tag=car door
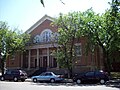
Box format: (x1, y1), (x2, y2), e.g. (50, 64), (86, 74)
(44, 72), (53, 81)
(85, 71), (95, 83)
(38, 72), (46, 81)
(94, 71), (104, 82)
(4, 70), (12, 80)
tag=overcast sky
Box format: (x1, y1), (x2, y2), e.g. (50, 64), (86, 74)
(0, 0), (111, 32)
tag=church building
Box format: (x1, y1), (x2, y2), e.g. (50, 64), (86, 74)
(6, 15), (104, 74)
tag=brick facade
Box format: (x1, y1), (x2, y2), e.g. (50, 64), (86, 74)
(6, 15), (104, 74)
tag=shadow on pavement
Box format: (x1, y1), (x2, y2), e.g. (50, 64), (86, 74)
(30, 79), (120, 89)
(105, 79), (120, 89)
(30, 82), (103, 87)
(106, 83), (120, 89)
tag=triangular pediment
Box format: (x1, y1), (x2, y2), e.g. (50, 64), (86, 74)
(26, 15), (54, 34)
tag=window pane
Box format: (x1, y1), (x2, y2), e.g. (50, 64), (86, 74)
(41, 30), (52, 42)
(86, 72), (94, 76)
(75, 44), (82, 56)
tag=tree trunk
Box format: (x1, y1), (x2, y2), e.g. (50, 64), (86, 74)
(1, 55), (6, 76)
(1, 58), (5, 76)
(103, 50), (111, 76)
(67, 67), (72, 78)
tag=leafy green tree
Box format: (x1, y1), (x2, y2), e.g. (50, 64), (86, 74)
(80, 0), (120, 75)
(0, 21), (30, 75)
(53, 0), (120, 77)
(52, 12), (83, 78)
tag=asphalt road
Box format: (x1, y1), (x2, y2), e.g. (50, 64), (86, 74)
(0, 81), (120, 90)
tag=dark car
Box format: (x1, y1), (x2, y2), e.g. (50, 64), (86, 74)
(0, 69), (27, 82)
(73, 70), (109, 84)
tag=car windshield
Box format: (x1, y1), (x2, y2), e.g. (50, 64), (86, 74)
(40, 72), (46, 76)
(85, 71), (94, 76)
(40, 72), (55, 76)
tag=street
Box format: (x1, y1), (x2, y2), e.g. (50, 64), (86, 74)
(0, 81), (119, 90)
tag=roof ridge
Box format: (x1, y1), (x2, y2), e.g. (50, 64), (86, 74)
(25, 15), (54, 34)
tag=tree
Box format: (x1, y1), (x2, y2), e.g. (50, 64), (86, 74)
(80, 0), (120, 75)
(0, 21), (30, 75)
(52, 12), (83, 78)
(40, 0), (65, 7)
(41, 0), (120, 76)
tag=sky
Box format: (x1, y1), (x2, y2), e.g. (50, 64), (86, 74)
(0, 0), (111, 32)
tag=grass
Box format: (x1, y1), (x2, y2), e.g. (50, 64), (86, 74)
(111, 72), (120, 79)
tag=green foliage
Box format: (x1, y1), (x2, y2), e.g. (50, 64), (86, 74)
(52, 12), (84, 77)
(40, 0), (65, 7)
(0, 22), (30, 55)
(79, 1), (120, 73)
(53, 0), (120, 75)
(111, 72), (120, 79)
(0, 21), (30, 75)
(40, 0), (45, 7)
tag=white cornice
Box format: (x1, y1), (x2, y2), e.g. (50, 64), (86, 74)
(26, 15), (54, 34)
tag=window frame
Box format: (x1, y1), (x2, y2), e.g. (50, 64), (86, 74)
(41, 29), (52, 43)
(74, 43), (82, 56)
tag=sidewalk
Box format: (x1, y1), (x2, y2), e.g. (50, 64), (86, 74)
(26, 78), (32, 82)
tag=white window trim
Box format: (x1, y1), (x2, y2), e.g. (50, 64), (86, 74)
(40, 29), (52, 35)
(40, 29), (52, 42)
(75, 43), (82, 56)
(10, 55), (15, 60)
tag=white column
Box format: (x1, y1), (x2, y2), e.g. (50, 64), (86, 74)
(37, 49), (39, 68)
(28, 50), (31, 69)
(47, 48), (49, 67)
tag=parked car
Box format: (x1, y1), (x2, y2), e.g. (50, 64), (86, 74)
(73, 70), (109, 84)
(31, 72), (64, 83)
(0, 69), (27, 82)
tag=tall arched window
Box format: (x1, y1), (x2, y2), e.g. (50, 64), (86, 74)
(33, 35), (41, 44)
(41, 29), (52, 43)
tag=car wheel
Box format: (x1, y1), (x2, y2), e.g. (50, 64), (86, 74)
(76, 79), (82, 84)
(100, 79), (105, 84)
(33, 78), (37, 83)
(21, 79), (25, 82)
(1, 77), (5, 81)
(13, 77), (18, 82)
(50, 78), (55, 83)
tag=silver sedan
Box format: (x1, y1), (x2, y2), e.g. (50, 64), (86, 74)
(31, 72), (64, 83)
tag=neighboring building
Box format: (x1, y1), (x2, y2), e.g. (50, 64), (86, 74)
(6, 15), (104, 74)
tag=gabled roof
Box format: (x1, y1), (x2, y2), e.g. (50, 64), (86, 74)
(26, 15), (54, 34)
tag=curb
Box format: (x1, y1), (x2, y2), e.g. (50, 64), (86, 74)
(62, 79), (73, 83)
(25, 78), (32, 82)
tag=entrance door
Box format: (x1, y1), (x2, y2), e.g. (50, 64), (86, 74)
(43, 56), (47, 67)
(53, 58), (57, 68)
(35, 59), (37, 68)
(39, 57), (42, 67)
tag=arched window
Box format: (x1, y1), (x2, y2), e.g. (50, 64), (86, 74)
(51, 32), (59, 42)
(41, 29), (52, 43)
(33, 35), (41, 44)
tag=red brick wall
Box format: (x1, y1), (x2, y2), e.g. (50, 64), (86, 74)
(6, 17), (103, 71)
(6, 53), (21, 69)
(30, 19), (57, 36)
